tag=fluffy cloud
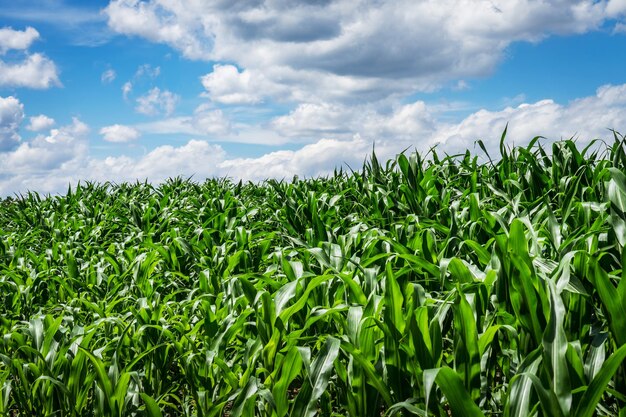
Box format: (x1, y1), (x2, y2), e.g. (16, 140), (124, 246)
(3, 83), (626, 196)
(271, 101), (438, 141)
(99, 124), (141, 143)
(0, 118), (89, 195)
(104, 0), (213, 60)
(101, 69), (116, 83)
(431, 84), (626, 153)
(3, 118), (88, 172)
(136, 104), (231, 136)
(201, 64), (276, 104)
(0, 26), (60, 89)
(0, 26), (39, 54)
(606, 0), (626, 16)
(220, 135), (372, 180)
(224, 84), (626, 180)
(105, 1), (626, 102)
(0, 96), (24, 151)
(26, 114), (55, 132)
(271, 103), (354, 138)
(135, 87), (179, 116)
(224, 83), (626, 179)
(88, 140), (227, 183)
(0, 52), (60, 89)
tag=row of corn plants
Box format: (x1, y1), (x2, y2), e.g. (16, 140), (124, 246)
(2, 132), (626, 416)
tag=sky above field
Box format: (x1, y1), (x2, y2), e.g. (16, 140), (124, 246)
(1, 0), (626, 195)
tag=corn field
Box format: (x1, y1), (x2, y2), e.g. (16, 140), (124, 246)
(3, 133), (626, 416)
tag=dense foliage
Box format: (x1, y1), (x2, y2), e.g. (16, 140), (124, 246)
(2, 133), (626, 416)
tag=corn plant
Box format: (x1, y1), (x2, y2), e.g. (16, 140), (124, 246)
(2, 131), (626, 416)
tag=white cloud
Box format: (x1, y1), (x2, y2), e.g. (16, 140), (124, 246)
(270, 101), (437, 142)
(122, 81), (133, 99)
(606, 0), (626, 16)
(429, 84), (626, 154)
(104, 0), (213, 60)
(88, 139), (227, 183)
(104, 0), (626, 103)
(0, 26), (60, 89)
(0, 26), (39, 54)
(220, 135), (372, 180)
(135, 64), (160, 79)
(135, 87), (179, 116)
(26, 114), (55, 132)
(101, 69), (116, 83)
(222, 82), (626, 175)
(136, 103), (231, 136)
(201, 64), (274, 104)
(121, 64), (160, 101)
(223, 84), (626, 180)
(0, 96), (24, 151)
(0, 5), (109, 47)
(99, 124), (141, 143)
(0, 53), (60, 89)
(4, 83), (626, 196)
(191, 104), (231, 135)
(271, 103), (354, 137)
(0, 118), (89, 180)
(0, 118), (89, 196)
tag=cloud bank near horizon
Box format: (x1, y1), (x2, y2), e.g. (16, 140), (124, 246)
(0, 1), (625, 195)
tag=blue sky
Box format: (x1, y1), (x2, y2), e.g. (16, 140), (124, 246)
(1, 0), (626, 195)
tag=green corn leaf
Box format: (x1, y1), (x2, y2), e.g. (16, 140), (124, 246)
(587, 258), (626, 346)
(273, 346), (303, 417)
(542, 279), (571, 415)
(574, 343), (626, 417)
(424, 367), (485, 417)
(340, 341), (393, 406)
(505, 348), (542, 417)
(453, 293), (481, 402)
(140, 393), (163, 417)
(521, 373), (565, 417)
(292, 337), (341, 417)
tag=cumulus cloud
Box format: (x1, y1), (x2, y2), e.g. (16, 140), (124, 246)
(430, 84), (626, 153)
(606, 0), (626, 16)
(88, 139), (227, 183)
(26, 114), (55, 132)
(3, 83), (626, 195)
(220, 135), (372, 180)
(136, 104), (231, 136)
(8, 118), (88, 171)
(226, 83), (626, 176)
(270, 101), (438, 142)
(0, 118), (89, 197)
(0, 52), (60, 89)
(201, 64), (274, 104)
(104, 0), (213, 60)
(223, 84), (626, 180)
(135, 87), (179, 116)
(101, 69), (116, 83)
(0, 26), (60, 89)
(0, 26), (39, 54)
(104, 0), (626, 102)
(99, 124), (141, 143)
(0, 96), (24, 151)
(271, 103), (354, 137)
